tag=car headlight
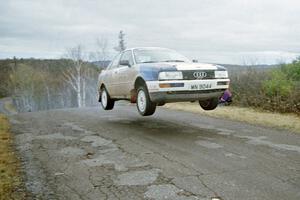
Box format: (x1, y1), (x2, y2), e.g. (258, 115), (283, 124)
(214, 71), (228, 78)
(158, 71), (183, 80)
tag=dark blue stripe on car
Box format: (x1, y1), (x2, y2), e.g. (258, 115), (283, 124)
(170, 83), (184, 87)
(139, 65), (177, 81)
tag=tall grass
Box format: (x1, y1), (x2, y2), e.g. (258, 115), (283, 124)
(0, 114), (26, 199)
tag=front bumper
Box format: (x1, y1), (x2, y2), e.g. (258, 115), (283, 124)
(146, 79), (229, 103)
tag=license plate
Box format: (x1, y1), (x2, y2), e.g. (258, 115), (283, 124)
(190, 84), (212, 90)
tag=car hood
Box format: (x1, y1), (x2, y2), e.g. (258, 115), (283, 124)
(138, 62), (219, 71)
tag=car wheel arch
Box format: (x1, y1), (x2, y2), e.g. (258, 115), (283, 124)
(99, 83), (108, 102)
(131, 77), (147, 103)
(100, 83), (105, 90)
(134, 77), (147, 89)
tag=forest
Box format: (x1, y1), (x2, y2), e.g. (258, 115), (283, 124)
(0, 46), (100, 112)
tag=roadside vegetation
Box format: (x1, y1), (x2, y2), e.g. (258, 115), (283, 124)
(0, 114), (26, 199)
(230, 58), (300, 115)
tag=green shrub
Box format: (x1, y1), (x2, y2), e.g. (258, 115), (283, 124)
(281, 58), (300, 81)
(263, 70), (294, 97)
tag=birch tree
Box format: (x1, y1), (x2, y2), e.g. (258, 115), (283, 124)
(62, 45), (85, 107)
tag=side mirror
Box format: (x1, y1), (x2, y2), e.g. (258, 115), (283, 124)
(119, 60), (130, 67)
(192, 59), (198, 63)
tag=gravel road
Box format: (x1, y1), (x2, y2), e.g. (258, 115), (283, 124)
(7, 103), (300, 200)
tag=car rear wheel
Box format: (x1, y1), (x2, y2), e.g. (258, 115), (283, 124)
(136, 85), (156, 116)
(100, 87), (114, 110)
(199, 98), (218, 110)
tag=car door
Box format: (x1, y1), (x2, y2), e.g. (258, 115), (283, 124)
(115, 50), (135, 96)
(105, 54), (121, 97)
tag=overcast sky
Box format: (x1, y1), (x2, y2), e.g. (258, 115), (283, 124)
(1, 0), (300, 64)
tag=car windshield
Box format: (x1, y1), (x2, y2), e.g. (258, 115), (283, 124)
(133, 49), (191, 64)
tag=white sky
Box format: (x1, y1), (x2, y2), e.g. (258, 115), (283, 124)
(1, 0), (300, 64)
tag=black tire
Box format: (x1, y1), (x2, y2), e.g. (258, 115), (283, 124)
(157, 102), (165, 106)
(100, 87), (115, 110)
(199, 98), (219, 110)
(136, 85), (156, 116)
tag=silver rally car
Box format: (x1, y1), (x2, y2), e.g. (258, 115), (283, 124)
(98, 47), (230, 116)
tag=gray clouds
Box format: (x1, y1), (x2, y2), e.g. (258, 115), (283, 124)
(0, 0), (300, 64)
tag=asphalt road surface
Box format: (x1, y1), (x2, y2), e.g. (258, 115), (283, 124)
(7, 103), (300, 200)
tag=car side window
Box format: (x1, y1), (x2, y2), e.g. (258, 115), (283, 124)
(108, 54), (122, 69)
(119, 50), (134, 67)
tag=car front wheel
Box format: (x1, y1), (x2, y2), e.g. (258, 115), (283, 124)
(199, 98), (218, 110)
(136, 85), (156, 116)
(100, 87), (115, 110)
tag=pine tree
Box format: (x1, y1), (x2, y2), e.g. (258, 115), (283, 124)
(114, 30), (126, 52)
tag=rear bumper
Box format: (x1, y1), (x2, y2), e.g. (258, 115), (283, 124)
(146, 79), (229, 103)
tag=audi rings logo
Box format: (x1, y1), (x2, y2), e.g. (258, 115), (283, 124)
(193, 71), (207, 79)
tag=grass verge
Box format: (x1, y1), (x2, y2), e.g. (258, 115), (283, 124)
(0, 114), (26, 200)
(164, 102), (300, 133)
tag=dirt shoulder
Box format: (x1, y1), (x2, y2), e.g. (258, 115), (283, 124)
(0, 114), (26, 200)
(164, 102), (300, 133)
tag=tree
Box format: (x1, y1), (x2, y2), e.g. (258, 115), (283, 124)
(0, 59), (13, 98)
(9, 64), (36, 112)
(62, 45), (100, 108)
(114, 30), (126, 52)
(62, 45), (85, 107)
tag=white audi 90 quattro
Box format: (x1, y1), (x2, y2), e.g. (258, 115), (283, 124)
(98, 47), (230, 116)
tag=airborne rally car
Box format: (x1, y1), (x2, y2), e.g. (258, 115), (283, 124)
(98, 47), (230, 116)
